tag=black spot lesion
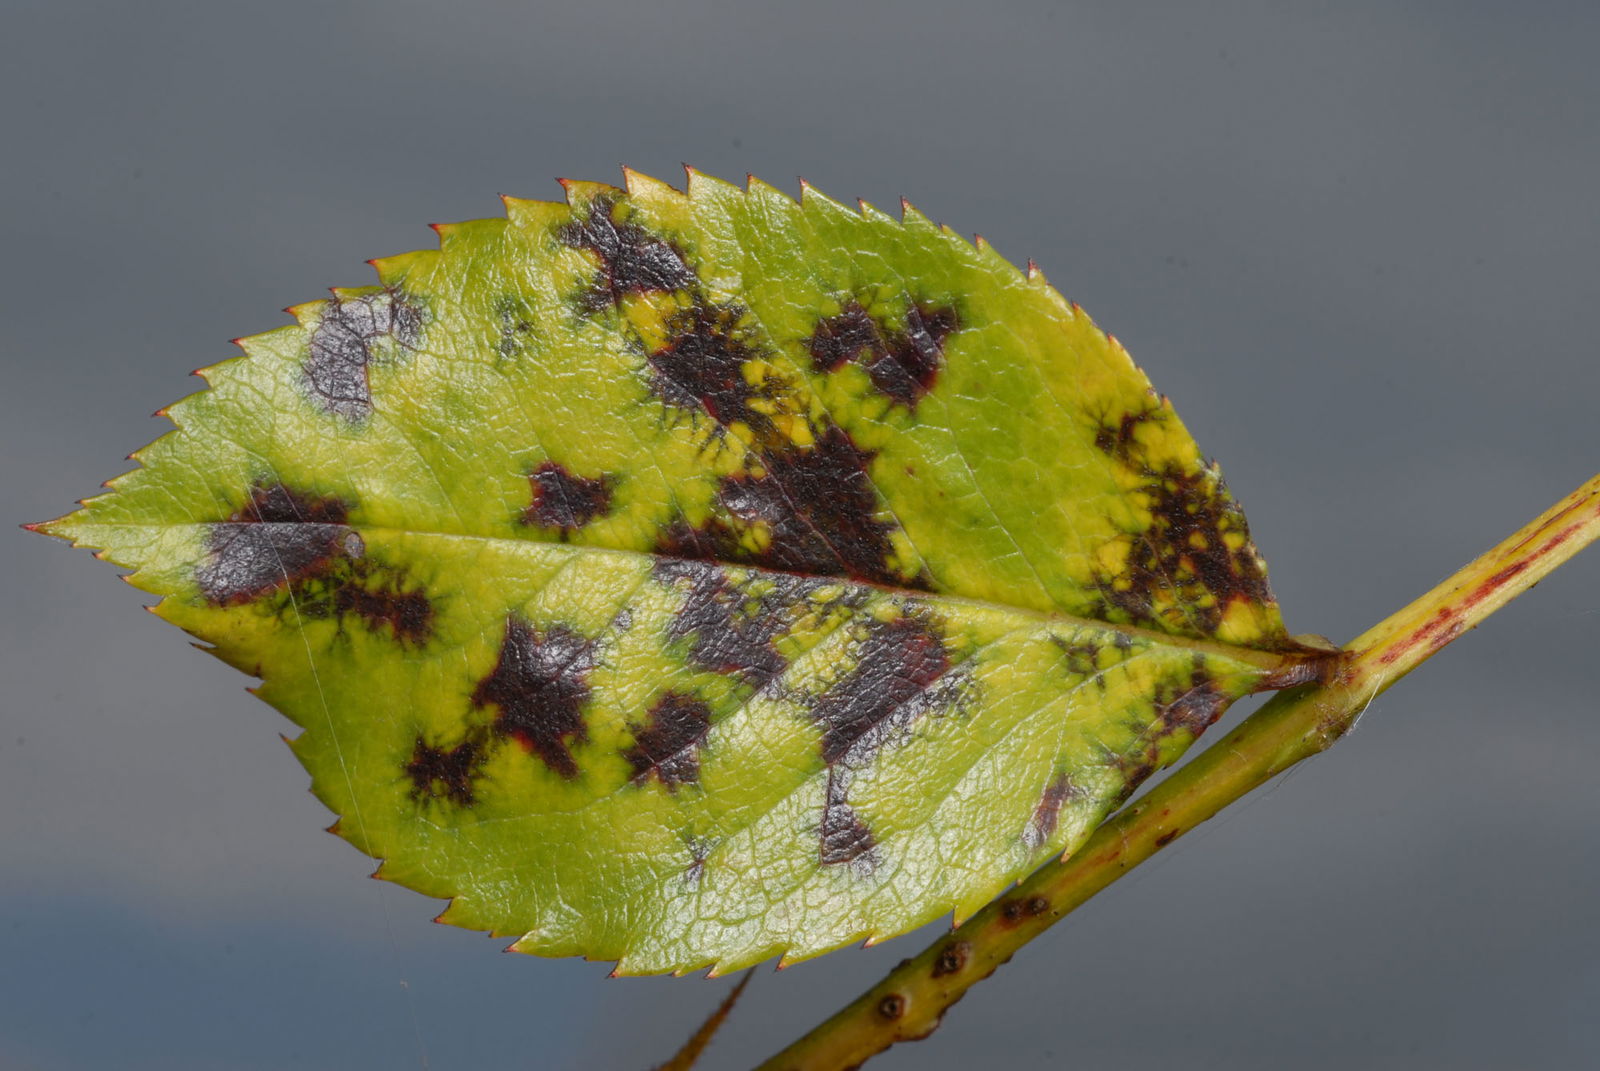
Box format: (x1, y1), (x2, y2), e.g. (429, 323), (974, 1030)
(1151, 661), (1227, 739)
(813, 611), (956, 769)
(1022, 771), (1085, 851)
(1089, 398), (1276, 639)
(655, 424), (918, 590)
(719, 425), (903, 584)
(555, 192), (931, 591)
(558, 194), (696, 312)
(820, 772), (878, 871)
(644, 297), (936, 588)
(521, 462), (616, 535)
(807, 298), (959, 409)
(622, 691), (712, 791)
(808, 608), (965, 871)
(197, 482), (437, 646)
(472, 615), (600, 779)
(655, 559), (825, 690)
(196, 484), (354, 605)
(303, 289), (423, 421)
(1092, 397), (1165, 459)
(405, 735), (486, 807)
(648, 302), (790, 437)
(308, 573), (436, 647)
(1102, 742), (1161, 810)
(404, 612), (613, 805)
(806, 301), (881, 372)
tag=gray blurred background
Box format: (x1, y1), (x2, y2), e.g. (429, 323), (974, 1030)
(5, 2), (1597, 1068)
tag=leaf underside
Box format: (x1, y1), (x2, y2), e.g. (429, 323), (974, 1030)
(41, 169), (1317, 975)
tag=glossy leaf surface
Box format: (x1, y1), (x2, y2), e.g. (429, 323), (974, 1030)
(39, 170), (1318, 973)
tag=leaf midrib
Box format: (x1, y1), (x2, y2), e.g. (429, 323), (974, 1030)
(59, 516), (1305, 673)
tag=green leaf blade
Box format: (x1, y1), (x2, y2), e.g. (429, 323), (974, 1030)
(37, 170), (1317, 973)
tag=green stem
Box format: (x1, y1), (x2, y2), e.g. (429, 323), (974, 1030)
(759, 474), (1600, 1070)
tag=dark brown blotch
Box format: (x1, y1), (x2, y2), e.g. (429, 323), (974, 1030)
(643, 295), (921, 588)
(558, 195), (696, 311)
(820, 767), (877, 870)
(655, 558), (824, 689)
(405, 736), (485, 807)
(623, 691), (712, 791)
(808, 300), (957, 409)
(1104, 740), (1161, 809)
(1155, 663), (1226, 738)
(1091, 393), (1278, 637)
(1093, 461), (1274, 636)
(864, 303), (957, 408)
(718, 424), (901, 586)
(811, 610), (958, 870)
(652, 425), (913, 589)
(1093, 399), (1164, 460)
(303, 290), (421, 421)
(807, 301), (882, 372)
(331, 583), (435, 646)
(199, 485), (438, 646)
(1023, 771), (1083, 851)
(648, 302), (780, 434)
(196, 484), (354, 605)
(472, 616), (599, 779)
(653, 515), (739, 565)
(521, 462), (616, 534)
(812, 612), (953, 769)
(233, 483), (350, 526)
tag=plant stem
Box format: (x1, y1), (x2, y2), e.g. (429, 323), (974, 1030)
(759, 473), (1600, 1071)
